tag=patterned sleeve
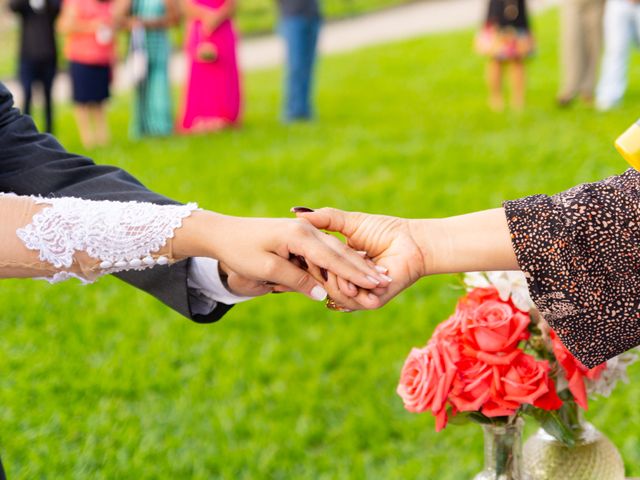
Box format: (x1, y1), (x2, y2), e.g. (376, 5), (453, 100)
(503, 169), (640, 368)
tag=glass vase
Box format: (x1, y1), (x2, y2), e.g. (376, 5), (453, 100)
(474, 418), (528, 480)
(524, 420), (625, 480)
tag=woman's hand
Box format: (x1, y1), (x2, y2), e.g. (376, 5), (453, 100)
(175, 211), (391, 303)
(294, 207), (519, 310)
(293, 207), (427, 309)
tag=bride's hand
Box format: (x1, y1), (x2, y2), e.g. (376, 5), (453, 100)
(176, 212), (391, 303)
(292, 207), (428, 309)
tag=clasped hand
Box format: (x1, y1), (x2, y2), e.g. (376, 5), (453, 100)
(202, 208), (429, 311)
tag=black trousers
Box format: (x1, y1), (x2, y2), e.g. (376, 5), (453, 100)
(0, 456), (6, 480)
(19, 57), (57, 134)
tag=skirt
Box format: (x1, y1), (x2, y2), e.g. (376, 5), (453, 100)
(69, 61), (111, 104)
(475, 25), (535, 61)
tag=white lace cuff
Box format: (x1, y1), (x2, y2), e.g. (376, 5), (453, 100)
(16, 196), (198, 283)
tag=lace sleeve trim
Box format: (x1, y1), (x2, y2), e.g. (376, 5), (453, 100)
(15, 196), (198, 283)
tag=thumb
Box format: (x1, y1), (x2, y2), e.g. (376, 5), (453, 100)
(266, 255), (328, 302)
(290, 207), (359, 236)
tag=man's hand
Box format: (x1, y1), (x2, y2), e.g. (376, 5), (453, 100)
(217, 260), (276, 297)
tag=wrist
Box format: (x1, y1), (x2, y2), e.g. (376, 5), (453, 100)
(408, 218), (446, 277)
(173, 210), (231, 260)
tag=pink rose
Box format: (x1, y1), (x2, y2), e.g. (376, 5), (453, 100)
(397, 339), (460, 431)
(431, 310), (465, 341)
(550, 330), (607, 410)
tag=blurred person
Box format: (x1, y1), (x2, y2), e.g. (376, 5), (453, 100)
(115, 0), (180, 138)
(475, 0), (535, 111)
(556, 0), (605, 107)
(9, 0), (61, 133)
(177, 0), (241, 133)
(57, 0), (115, 148)
(277, 0), (321, 122)
(595, 0), (640, 111)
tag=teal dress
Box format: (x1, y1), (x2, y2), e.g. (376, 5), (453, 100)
(131, 0), (173, 137)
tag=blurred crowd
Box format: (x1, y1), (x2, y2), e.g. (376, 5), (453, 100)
(476, 0), (638, 112)
(8, 0), (321, 148)
(8, 0), (640, 149)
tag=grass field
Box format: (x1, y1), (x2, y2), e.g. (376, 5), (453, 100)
(1, 9), (640, 479)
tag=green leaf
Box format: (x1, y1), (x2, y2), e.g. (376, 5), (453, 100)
(522, 405), (577, 447)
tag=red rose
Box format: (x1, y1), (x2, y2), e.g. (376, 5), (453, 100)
(458, 291), (530, 364)
(456, 287), (502, 318)
(449, 356), (493, 412)
(550, 330), (607, 409)
(502, 353), (550, 404)
(534, 377), (564, 411)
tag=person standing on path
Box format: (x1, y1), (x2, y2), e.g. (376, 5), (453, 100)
(116, 0), (181, 138)
(556, 0), (605, 107)
(277, 0), (322, 122)
(9, 0), (61, 134)
(475, 0), (535, 111)
(57, 0), (116, 149)
(177, 0), (241, 133)
(595, 0), (640, 110)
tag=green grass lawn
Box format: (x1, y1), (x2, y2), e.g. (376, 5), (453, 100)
(2, 9), (640, 479)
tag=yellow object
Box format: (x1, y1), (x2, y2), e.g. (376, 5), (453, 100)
(615, 121), (640, 171)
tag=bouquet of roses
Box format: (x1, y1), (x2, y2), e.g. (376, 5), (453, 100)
(397, 271), (637, 445)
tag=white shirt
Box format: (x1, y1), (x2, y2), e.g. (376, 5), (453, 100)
(188, 258), (254, 315)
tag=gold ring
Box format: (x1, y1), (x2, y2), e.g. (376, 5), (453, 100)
(325, 297), (353, 313)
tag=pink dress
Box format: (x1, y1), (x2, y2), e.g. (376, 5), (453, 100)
(178, 0), (241, 132)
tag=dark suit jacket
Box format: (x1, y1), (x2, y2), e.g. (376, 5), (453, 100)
(0, 82), (232, 323)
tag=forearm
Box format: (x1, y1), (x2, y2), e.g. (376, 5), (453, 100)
(411, 208), (519, 276)
(0, 194), (201, 283)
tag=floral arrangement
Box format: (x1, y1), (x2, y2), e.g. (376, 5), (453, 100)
(397, 271), (638, 445)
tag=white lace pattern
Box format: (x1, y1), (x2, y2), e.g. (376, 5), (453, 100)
(16, 196), (198, 283)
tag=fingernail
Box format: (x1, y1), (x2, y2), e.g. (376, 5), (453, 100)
(375, 265), (388, 274)
(291, 206), (315, 213)
(357, 250), (367, 257)
(366, 275), (381, 285)
(296, 255), (309, 270)
(368, 293), (379, 301)
(320, 268), (328, 281)
(347, 281), (356, 291)
(380, 274), (393, 282)
(311, 285), (328, 301)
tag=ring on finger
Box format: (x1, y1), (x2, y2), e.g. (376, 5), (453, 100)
(325, 297), (353, 313)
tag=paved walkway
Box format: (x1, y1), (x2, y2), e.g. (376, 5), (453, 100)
(4, 0), (554, 105)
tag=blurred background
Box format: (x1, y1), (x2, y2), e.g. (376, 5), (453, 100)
(1, 0), (640, 478)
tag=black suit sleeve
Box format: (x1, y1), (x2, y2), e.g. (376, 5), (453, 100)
(0, 82), (232, 323)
